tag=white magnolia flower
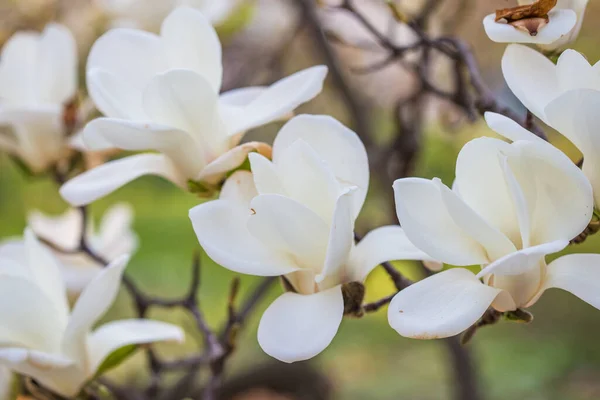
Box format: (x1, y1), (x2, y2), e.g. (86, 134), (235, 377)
(60, 7), (327, 206)
(516, 0), (589, 51)
(502, 44), (600, 205)
(97, 0), (242, 31)
(0, 23), (77, 173)
(388, 112), (596, 339)
(0, 205), (137, 295)
(189, 115), (433, 363)
(483, 3), (576, 45)
(0, 229), (184, 397)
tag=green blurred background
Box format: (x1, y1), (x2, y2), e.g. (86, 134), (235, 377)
(2, 0), (600, 399)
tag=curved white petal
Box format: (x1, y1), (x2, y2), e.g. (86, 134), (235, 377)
(60, 154), (183, 206)
(273, 115), (369, 219)
(477, 240), (568, 278)
(556, 49), (599, 91)
(484, 112), (546, 144)
(257, 286), (344, 363)
(197, 141), (271, 185)
(0, 31), (38, 104)
(222, 66), (328, 136)
(28, 208), (82, 250)
(545, 89), (600, 206)
(0, 277), (66, 351)
(161, 7), (222, 92)
(96, 204), (138, 260)
(454, 137), (522, 246)
(542, 254), (600, 309)
(483, 10), (577, 45)
(142, 69), (224, 155)
(24, 229), (69, 322)
(189, 199), (298, 276)
(436, 178), (516, 261)
(248, 194), (329, 271)
(219, 170), (258, 208)
(388, 268), (509, 339)
(84, 117), (204, 178)
(248, 152), (285, 196)
(502, 44), (559, 123)
(86, 28), (164, 93)
(348, 226), (437, 282)
(276, 139), (341, 222)
(86, 68), (146, 120)
(501, 155), (532, 248)
(219, 86), (266, 106)
(62, 255), (129, 365)
(514, 140), (594, 244)
(88, 319), (184, 373)
(0, 348), (83, 398)
(317, 189), (355, 285)
(393, 178), (488, 266)
(37, 23), (78, 105)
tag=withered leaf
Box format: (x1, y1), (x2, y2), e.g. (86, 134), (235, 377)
(495, 0), (557, 22)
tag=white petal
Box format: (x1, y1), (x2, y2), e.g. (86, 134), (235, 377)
(257, 285), (344, 363)
(219, 170), (258, 208)
(556, 49), (599, 91)
(0, 277), (66, 351)
(197, 142), (271, 185)
(500, 155), (532, 248)
(317, 189), (355, 285)
(0, 348), (83, 398)
(189, 199), (298, 276)
(483, 10), (577, 44)
(24, 229), (70, 322)
(37, 24), (78, 104)
(477, 240), (568, 278)
(219, 86), (266, 106)
(388, 268), (509, 339)
(248, 152), (286, 195)
(28, 208), (82, 250)
(454, 137), (522, 246)
(276, 139), (341, 222)
(248, 194), (329, 271)
(273, 115), (369, 219)
(96, 204), (138, 260)
(436, 178), (516, 261)
(87, 28), (164, 93)
(514, 140), (594, 244)
(86, 68), (145, 120)
(60, 154), (183, 206)
(161, 7), (222, 92)
(502, 44), (559, 123)
(62, 255), (129, 365)
(542, 254), (600, 309)
(393, 178), (488, 266)
(142, 69), (224, 156)
(88, 319), (184, 373)
(348, 226), (437, 282)
(545, 89), (600, 206)
(83, 118), (204, 178)
(0, 31), (38, 104)
(222, 66), (327, 136)
(484, 112), (546, 144)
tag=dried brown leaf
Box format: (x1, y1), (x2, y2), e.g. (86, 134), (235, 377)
(495, 0), (557, 22)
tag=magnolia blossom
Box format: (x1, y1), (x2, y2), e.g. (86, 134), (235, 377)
(97, 0), (241, 31)
(516, 0), (588, 51)
(388, 112), (598, 339)
(502, 44), (600, 205)
(0, 229), (184, 397)
(60, 7), (327, 206)
(0, 23), (77, 173)
(190, 115), (433, 362)
(483, 3), (576, 45)
(0, 205), (137, 295)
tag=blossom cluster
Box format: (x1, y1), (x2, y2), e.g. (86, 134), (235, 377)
(0, 1), (599, 398)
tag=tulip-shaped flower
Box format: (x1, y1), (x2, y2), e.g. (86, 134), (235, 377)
(190, 115), (432, 362)
(502, 44), (600, 205)
(0, 204), (137, 295)
(388, 112), (599, 339)
(483, 0), (578, 45)
(0, 24), (77, 173)
(0, 229), (184, 397)
(60, 6), (327, 206)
